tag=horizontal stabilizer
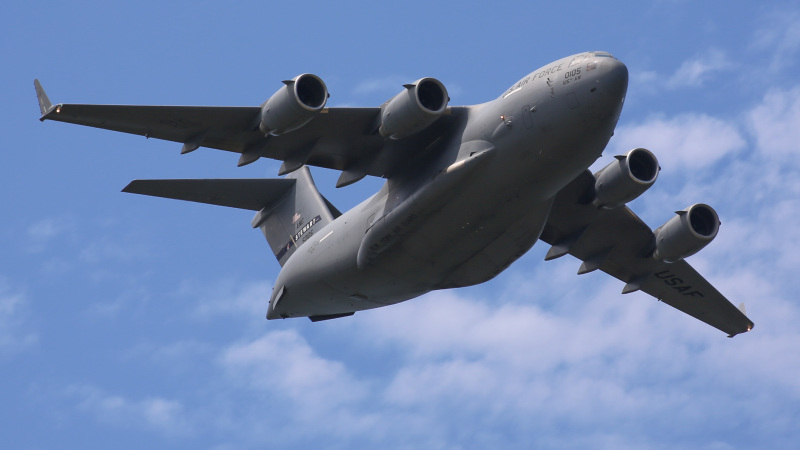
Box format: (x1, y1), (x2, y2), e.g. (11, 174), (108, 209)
(122, 178), (295, 211)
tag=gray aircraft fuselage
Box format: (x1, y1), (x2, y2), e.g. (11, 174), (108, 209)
(268, 53), (628, 319)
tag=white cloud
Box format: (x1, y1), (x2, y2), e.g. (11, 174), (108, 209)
(329, 277), (800, 448)
(748, 87), (800, 159)
(78, 236), (149, 264)
(221, 329), (368, 410)
(125, 339), (214, 371)
(27, 219), (60, 242)
(26, 216), (75, 253)
(710, 195), (800, 283)
(751, 9), (800, 72)
(217, 329), (381, 445)
(67, 384), (192, 436)
(610, 113), (745, 170)
(677, 86), (800, 284)
(0, 280), (37, 356)
(189, 279), (272, 320)
(666, 49), (733, 88)
(628, 50), (733, 97)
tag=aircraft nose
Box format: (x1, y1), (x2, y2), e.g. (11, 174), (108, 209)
(576, 54), (628, 127)
(592, 55), (628, 102)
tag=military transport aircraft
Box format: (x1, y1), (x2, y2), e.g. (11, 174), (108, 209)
(35, 51), (754, 337)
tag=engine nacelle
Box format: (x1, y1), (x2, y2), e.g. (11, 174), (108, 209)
(652, 203), (720, 263)
(593, 148), (659, 208)
(259, 73), (328, 136)
(379, 77), (449, 140)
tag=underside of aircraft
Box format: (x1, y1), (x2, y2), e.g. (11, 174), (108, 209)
(35, 51), (754, 337)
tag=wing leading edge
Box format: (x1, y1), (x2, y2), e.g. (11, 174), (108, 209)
(541, 170), (754, 337)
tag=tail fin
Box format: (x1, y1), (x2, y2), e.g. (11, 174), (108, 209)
(123, 166), (338, 266)
(251, 167), (337, 265)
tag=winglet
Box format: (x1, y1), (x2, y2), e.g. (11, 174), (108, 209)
(34, 79), (56, 120)
(727, 304), (753, 337)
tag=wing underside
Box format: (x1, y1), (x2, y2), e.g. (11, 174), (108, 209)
(35, 80), (464, 186)
(541, 170), (754, 337)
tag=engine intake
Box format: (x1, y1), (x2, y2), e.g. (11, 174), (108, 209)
(652, 203), (720, 263)
(594, 148), (659, 208)
(379, 77), (449, 139)
(259, 73), (328, 136)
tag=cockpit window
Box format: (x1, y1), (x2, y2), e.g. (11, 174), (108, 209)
(593, 51), (613, 58)
(569, 55), (586, 67)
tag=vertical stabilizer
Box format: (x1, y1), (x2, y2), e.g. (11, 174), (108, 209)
(251, 166), (336, 266)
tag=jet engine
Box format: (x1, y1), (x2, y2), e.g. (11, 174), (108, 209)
(652, 203), (720, 263)
(593, 148), (659, 208)
(259, 74), (328, 136)
(379, 77), (449, 139)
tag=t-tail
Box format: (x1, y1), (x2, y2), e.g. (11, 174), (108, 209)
(250, 167), (339, 265)
(122, 166), (339, 266)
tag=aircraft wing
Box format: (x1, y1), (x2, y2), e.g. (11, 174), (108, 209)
(35, 80), (463, 187)
(540, 170), (754, 337)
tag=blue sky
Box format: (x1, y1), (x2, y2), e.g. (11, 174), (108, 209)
(3, 1), (800, 448)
